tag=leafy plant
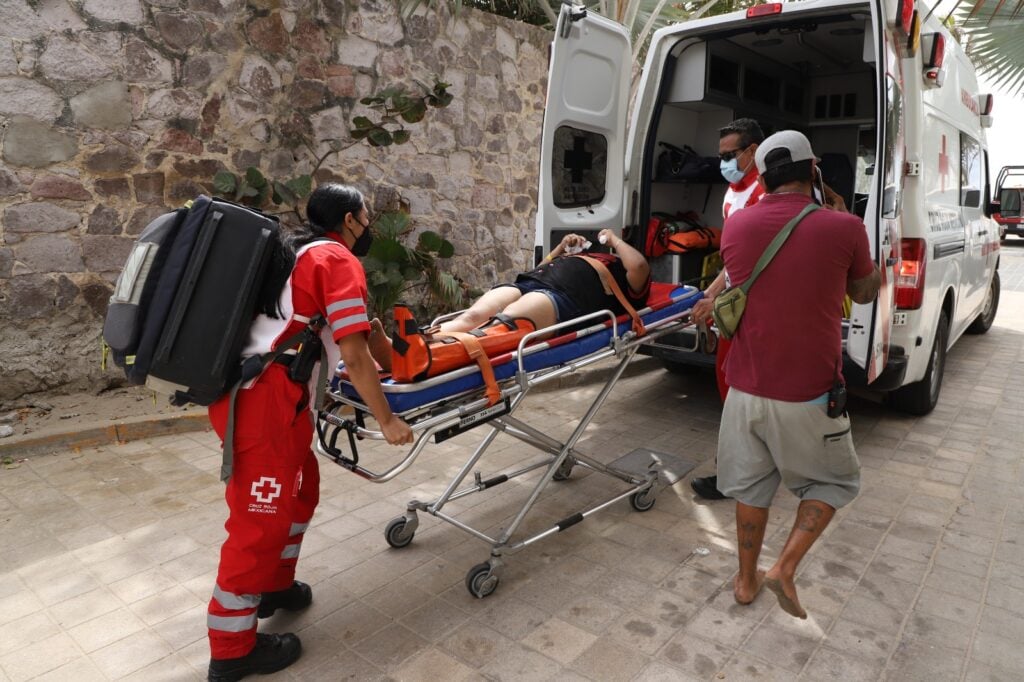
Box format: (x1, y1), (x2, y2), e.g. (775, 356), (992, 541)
(351, 80), (455, 148)
(362, 211), (463, 320)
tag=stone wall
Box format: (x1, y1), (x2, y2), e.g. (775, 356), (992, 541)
(0, 0), (550, 401)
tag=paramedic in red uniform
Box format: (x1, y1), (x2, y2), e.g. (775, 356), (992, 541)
(689, 118), (766, 500)
(715, 131), (879, 618)
(206, 184), (413, 681)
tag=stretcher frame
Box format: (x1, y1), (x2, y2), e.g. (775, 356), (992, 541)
(315, 288), (701, 598)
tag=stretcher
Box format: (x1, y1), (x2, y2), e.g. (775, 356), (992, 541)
(314, 282), (703, 598)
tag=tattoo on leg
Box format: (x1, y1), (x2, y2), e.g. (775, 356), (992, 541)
(797, 506), (824, 532)
(739, 521), (759, 550)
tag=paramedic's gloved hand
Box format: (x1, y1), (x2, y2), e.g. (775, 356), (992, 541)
(381, 415), (413, 445)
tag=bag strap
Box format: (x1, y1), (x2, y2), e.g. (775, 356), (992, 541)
(739, 203), (819, 295)
(444, 331), (501, 406)
(221, 316), (326, 482)
(576, 255), (646, 336)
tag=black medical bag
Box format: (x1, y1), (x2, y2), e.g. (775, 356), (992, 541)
(104, 196), (284, 406)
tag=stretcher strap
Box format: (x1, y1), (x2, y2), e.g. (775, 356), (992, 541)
(444, 331), (502, 406)
(576, 256), (646, 336)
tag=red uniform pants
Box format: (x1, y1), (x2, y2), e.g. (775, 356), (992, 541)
(715, 336), (732, 403)
(206, 365), (320, 659)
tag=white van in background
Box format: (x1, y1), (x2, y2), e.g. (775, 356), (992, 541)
(536, 0), (1002, 414)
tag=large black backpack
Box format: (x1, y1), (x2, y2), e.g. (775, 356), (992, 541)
(104, 196), (286, 406)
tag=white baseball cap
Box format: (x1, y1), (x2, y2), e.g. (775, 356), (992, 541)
(755, 130), (818, 174)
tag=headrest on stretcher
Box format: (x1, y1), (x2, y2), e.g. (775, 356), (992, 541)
(333, 284), (702, 414)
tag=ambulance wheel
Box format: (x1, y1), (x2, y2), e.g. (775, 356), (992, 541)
(630, 488), (656, 512)
(466, 562), (499, 599)
(890, 310), (948, 416)
(385, 517), (415, 549)
(967, 270), (1000, 334)
(553, 457), (575, 481)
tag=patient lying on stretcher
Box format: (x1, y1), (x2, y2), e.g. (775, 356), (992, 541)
(390, 229), (651, 383)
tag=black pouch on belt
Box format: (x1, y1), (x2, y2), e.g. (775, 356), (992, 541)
(827, 379), (848, 418)
(288, 328), (324, 383)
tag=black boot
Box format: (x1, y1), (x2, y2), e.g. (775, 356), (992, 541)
(208, 632), (301, 682)
(257, 580), (312, 618)
(690, 475), (728, 500)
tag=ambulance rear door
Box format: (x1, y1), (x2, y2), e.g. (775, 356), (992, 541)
(536, 3), (631, 262)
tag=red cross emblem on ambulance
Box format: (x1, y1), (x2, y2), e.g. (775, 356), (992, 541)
(251, 476), (282, 504)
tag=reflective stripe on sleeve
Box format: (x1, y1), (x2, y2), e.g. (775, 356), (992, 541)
(207, 612), (258, 632)
(326, 298), (365, 315)
(281, 543), (301, 559)
(289, 522), (309, 536)
(330, 313), (369, 333)
(212, 585), (261, 610)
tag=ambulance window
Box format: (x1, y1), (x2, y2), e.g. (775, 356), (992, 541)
(552, 126), (607, 209)
(881, 75), (904, 218)
(960, 132), (982, 207)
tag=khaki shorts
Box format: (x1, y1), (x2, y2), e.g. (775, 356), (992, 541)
(716, 388), (860, 509)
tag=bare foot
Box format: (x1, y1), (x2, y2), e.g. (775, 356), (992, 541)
(734, 569), (765, 605)
(764, 574), (807, 619)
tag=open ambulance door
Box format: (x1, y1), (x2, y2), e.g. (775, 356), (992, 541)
(847, 0), (900, 385)
(536, 3), (631, 263)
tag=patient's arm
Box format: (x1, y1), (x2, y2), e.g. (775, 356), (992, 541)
(598, 229), (650, 293)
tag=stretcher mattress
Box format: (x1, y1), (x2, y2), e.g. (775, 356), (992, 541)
(334, 283), (702, 413)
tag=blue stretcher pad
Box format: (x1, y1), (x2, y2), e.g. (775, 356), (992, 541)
(332, 285), (702, 414)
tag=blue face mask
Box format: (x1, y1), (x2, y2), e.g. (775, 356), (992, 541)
(720, 158), (748, 184)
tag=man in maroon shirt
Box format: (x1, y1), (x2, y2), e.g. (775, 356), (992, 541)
(716, 131), (880, 619)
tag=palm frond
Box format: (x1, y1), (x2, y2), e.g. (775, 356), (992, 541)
(956, 5), (1024, 95)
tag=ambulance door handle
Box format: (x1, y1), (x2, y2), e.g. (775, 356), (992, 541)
(975, 230), (987, 236)
(886, 257), (898, 266)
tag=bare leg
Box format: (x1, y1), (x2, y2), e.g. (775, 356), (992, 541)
(764, 499), (836, 619)
(735, 502), (768, 605)
(499, 292), (558, 331)
(367, 318), (392, 372)
(439, 287), (522, 333)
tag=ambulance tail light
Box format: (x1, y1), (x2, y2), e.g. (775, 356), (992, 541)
(894, 0), (914, 34)
(747, 3), (783, 18)
(978, 94), (994, 115)
(925, 33), (945, 69)
(895, 238), (926, 309)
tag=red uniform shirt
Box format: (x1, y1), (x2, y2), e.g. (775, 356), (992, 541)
(720, 193), (874, 401)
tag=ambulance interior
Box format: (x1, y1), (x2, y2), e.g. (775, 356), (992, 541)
(643, 8), (879, 289)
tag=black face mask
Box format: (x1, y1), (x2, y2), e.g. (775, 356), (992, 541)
(350, 220), (373, 257)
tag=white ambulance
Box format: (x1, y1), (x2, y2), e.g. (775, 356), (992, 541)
(536, 0), (1002, 414)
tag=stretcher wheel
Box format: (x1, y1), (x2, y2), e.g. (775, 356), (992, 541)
(465, 562), (499, 599)
(630, 488), (656, 512)
(552, 456), (575, 481)
(385, 517), (415, 548)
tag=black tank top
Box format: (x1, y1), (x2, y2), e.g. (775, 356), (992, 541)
(516, 253), (650, 317)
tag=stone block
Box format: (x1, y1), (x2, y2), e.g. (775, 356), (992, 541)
(125, 38), (174, 83)
(0, 2), (48, 40)
(4, 201), (80, 236)
(0, 77), (63, 122)
(238, 55), (281, 99)
(14, 234), (85, 273)
(296, 55), (323, 79)
(232, 150), (260, 169)
(0, 39), (17, 75)
(199, 95), (222, 138)
(87, 205), (123, 234)
(70, 81), (133, 130)
(127, 206), (169, 236)
(38, 0), (88, 32)
(183, 52), (227, 88)
(246, 14), (289, 55)
(293, 20), (331, 60)
(173, 158), (225, 179)
(168, 178), (207, 202)
(290, 79), (327, 109)
(4, 274), (56, 320)
(94, 178), (131, 198)
(0, 247), (12, 278)
(158, 129), (203, 155)
(153, 12), (205, 51)
(81, 277), (113, 317)
(0, 165), (23, 196)
(83, 0), (144, 24)
(325, 65), (354, 97)
(39, 35), (113, 81)
(346, 9), (403, 45)
(146, 88), (204, 120)
(145, 151), (166, 169)
(133, 172), (165, 203)
(85, 145), (139, 174)
(82, 235), (134, 272)
(496, 26), (517, 59)
(30, 175), (91, 201)
(336, 36), (378, 69)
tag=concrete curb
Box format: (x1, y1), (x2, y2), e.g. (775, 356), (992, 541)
(0, 412), (212, 458)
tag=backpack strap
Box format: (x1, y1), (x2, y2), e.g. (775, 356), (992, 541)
(575, 256), (646, 336)
(220, 316), (327, 482)
(443, 331), (502, 406)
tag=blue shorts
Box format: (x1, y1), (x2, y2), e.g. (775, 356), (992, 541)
(496, 281), (582, 323)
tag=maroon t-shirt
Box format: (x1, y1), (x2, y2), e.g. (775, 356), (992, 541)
(721, 193), (875, 401)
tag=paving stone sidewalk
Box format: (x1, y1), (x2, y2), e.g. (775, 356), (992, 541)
(2, 296), (1023, 681)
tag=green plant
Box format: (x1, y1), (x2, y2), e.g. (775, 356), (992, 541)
(362, 211), (464, 321)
